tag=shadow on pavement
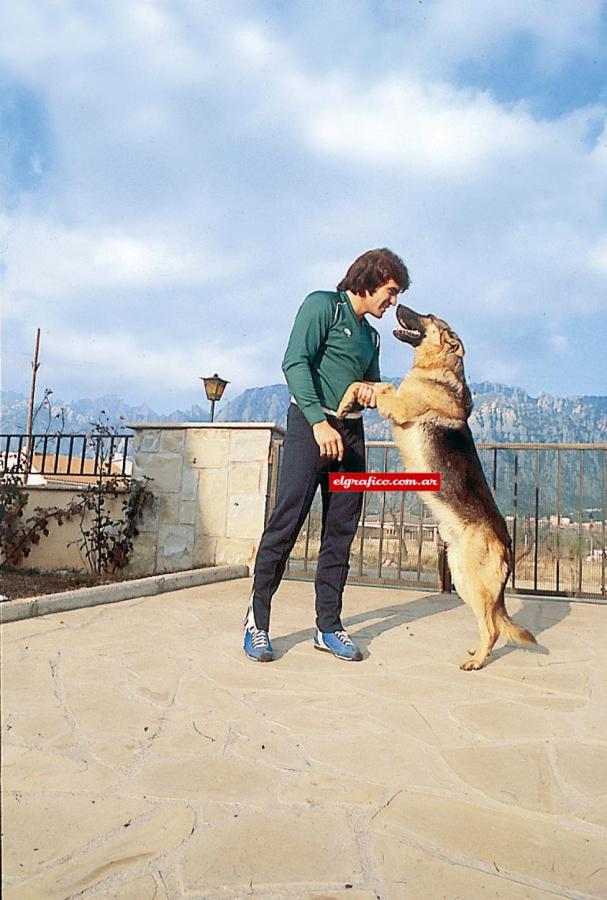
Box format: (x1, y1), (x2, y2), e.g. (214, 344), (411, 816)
(272, 590), (571, 667)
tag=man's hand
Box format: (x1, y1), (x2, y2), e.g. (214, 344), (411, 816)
(312, 421), (344, 461)
(357, 383), (378, 408)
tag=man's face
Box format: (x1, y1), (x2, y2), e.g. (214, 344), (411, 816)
(364, 279), (401, 319)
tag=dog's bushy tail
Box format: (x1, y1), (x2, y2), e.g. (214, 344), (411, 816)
(495, 588), (537, 645)
(496, 614), (537, 645)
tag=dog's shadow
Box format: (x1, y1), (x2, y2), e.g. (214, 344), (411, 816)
(272, 591), (570, 667)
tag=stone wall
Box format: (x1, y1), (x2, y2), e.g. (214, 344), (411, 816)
(126, 422), (284, 577)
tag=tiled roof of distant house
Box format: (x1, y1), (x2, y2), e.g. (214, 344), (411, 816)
(31, 454), (128, 486)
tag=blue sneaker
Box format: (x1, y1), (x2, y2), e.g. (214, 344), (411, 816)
(314, 628), (362, 661)
(243, 600), (273, 662)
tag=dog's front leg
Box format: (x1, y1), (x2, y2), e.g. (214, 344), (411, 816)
(337, 382), (393, 418)
(377, 388), (466, 426)
(336, 383), (363, 417)
(376, 388), (427, 426)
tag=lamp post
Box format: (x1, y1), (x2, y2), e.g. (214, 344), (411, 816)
(201, 373), (229, 423)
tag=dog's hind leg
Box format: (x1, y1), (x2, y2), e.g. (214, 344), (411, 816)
(447, 537), (501, 670)
(459, 587), (500, 670)
(464, 588), (536, 663)
(453, 540), (536, 668)
(466, 584), (504, 656)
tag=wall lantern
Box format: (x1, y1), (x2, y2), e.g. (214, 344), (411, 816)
(201, 373), (229, 423)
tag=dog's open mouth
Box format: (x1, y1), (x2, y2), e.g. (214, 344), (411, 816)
(394, 305), (425, 346)
(394, 325), (421, 340)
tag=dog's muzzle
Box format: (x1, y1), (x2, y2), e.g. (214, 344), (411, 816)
(394, 305), (425, 345)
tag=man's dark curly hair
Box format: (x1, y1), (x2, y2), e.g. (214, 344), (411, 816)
(337, 248), (410, 296)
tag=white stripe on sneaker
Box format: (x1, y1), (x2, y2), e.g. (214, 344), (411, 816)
(244, 594), (270, 650)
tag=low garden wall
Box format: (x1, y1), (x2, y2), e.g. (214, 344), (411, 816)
(3, 484), (125, 573)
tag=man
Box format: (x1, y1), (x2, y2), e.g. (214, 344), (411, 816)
(244, 248), (410, 662)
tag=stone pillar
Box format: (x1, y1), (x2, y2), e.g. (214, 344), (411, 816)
(125, 422), (284, 577)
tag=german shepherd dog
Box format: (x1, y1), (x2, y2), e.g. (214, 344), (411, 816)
(337, 305), (536, 670)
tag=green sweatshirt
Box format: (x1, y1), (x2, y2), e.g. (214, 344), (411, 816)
(282, 290), (381, 427)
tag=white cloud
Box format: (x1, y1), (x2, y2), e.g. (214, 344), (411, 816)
(468, 351), (525, 386)
(1, 215), (243, 310)
(0, 0), (605, 405)
(0, 1), (209, 84)
(305, 78), (541, 175)
(35, 326), (274, 399)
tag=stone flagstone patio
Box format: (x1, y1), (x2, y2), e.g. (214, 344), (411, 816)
(2, 577), (607, 899)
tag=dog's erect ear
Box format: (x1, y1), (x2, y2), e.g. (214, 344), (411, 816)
(445, 330), (465, 357)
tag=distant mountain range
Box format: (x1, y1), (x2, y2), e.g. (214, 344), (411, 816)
(211, 382), (607, 521)
(3, 382), (606, 443)
(3, 383), (606, 519)
(215, 381), (607, 443)
(0, 391), (210, 435)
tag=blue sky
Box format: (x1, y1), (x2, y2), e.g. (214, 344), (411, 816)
(1, 0), (606, 413)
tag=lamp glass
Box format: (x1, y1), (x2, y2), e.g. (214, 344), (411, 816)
(202, 374), (229, 402)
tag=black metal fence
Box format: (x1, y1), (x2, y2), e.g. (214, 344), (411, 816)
(269, 440), (607, 601)
(0, 433), (133, 480)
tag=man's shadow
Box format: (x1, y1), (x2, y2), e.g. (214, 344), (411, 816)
(271, 589), (571, 667)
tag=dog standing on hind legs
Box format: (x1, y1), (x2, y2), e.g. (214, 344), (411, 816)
(337, 304), (537, 670)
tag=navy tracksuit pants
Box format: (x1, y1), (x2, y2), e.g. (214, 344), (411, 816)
(252, 403), (365, 633)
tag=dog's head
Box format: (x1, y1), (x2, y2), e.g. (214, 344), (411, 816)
(394, 305), (465, 366)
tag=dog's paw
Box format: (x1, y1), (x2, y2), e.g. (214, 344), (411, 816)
(460, 657), (484, 671)
(374, 382), (395, 396)
(336, 385), (360, 418)
(336, 401), (353, 419)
